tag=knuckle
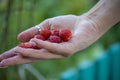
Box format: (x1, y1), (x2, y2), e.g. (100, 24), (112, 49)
(63, 51), (72, 58)
(24, 53), (30, 57)
(64, 48), (74, 56)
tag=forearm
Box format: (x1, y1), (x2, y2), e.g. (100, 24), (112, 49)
(84, 0), (120, 34)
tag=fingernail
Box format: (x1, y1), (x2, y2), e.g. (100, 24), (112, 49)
(0, 55), (1, 57)
(0, 63), (7, 68)
(0, 65), (5, 68)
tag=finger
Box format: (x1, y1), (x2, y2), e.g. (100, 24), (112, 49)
(17, 19), (50, 42)
(15, 47), (64, 59)
(32, 38), (63, 53)
(0, 47), (17, 62)
(17, 27), (39, 42)
(32, 38), (73, 56)
(0, 55), (39, 68)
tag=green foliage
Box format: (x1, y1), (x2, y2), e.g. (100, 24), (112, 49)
(0, 0), (119, 80)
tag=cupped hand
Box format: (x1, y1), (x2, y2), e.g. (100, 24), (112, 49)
(0, 15), (102, 67)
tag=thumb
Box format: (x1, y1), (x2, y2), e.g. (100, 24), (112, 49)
(17, 19), (50, 42)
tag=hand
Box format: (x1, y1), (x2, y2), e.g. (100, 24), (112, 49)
(0, 15), (102, 67)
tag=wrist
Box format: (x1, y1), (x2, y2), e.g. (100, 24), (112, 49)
(83, 0), (120, 34)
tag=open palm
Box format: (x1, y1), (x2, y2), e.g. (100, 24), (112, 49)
(0, 15), (101, 67)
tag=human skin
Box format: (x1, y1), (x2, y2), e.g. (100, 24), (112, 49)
(0, 0), (120, 68)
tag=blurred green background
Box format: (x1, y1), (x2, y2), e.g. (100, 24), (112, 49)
(0, 0), (120, 80)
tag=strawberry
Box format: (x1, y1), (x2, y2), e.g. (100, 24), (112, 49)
(51, 29), (59, 36)
(49, 35), (62, 43)
(59, 29), (72, 41)
(34, 34), (45, 41)
(19, 28), (72, 49)
(19, 43), (40, 49)
(19, 43), (32, 48)
(40, 29), (51, 39)
(31, 45), (40, 49)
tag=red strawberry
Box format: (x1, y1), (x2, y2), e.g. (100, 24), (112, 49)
(59, 29), (72, 41)
(40, 29), (51, 39)
(31, 45), (40, 49)
(19, 43), (40, 49)
(49, 35), (62, 43)
(19, 43), (32, 48)
(51, 29), (59, 36)
(34, 34), (45, 41)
